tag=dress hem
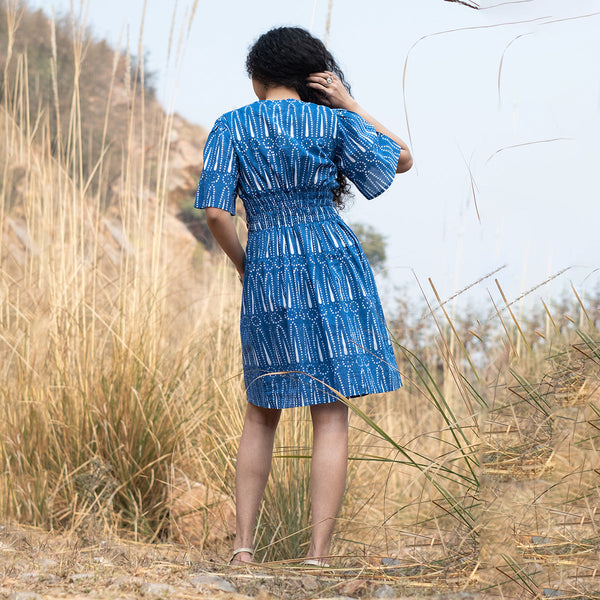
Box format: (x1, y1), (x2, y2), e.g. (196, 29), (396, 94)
(245, 381), (403, 410)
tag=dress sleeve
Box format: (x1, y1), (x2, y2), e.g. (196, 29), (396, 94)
(194, 117), (239, 215)
(334, 110), (402, 200)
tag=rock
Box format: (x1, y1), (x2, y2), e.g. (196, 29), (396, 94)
(301, 574), (319, 591)
(381, 557), (403, 567)
(20, 572), (60, 584)
(140, 582), (174, 598)
(103, 218), (134, 256)
(109, 575), (145, 590)
(374, 584), (397, 598)
(167, 116), (206, 199)
(19, 571), (60, 584)
(190, 573), (236, 592)
(0, 542), (16, 552)
(543, 590), (569, 598)
(8, 593), (42, 600)
(253, 586), (273, 600)
(170, 476), (236, 546)
(311, 597), (355, 600)
(169, 140), (204, 176)
(37, 558), (58, 568)
(69, 572), (95, 582)
(339, 580), (367, 595)
(8, 218), (39, 256)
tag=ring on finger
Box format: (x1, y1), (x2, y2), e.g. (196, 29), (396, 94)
(325, 76), (333, 86)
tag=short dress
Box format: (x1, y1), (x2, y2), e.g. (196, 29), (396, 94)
(195, 99), (402, 409)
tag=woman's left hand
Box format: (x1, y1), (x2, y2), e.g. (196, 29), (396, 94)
(306, 72), (357, 111)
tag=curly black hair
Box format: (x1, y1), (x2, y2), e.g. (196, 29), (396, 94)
(246, 27), (352, 209)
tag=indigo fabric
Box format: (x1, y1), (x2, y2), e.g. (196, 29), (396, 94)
(196, 99), (402, 408)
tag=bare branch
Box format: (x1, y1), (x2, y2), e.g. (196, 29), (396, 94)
(485, 138), (571, 164)
(401, 15), (549, 164)
(444, 0), (480, 8)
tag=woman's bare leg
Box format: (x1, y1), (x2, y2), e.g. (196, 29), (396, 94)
(306, 400), (349, 561)
(233, 403), (281, 563)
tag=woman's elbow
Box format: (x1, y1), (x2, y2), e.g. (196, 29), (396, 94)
(396, 153), (413, 174)
(205, 206), (229, 226)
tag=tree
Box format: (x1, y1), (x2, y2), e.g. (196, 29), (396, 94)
(350, 222), (387, 273)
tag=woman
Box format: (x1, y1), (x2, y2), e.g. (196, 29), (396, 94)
(195, 26), (413, 566)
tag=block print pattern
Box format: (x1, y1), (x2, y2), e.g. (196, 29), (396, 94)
(196, 99), (402, 408)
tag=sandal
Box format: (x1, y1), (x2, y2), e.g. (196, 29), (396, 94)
(229, 547), (254, 566)
(302, 558), (331, 568)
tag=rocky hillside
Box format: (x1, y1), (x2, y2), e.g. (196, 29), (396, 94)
(0, 1), (211, 260)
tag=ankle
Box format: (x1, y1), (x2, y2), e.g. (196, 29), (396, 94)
(306, 544), (330, 561)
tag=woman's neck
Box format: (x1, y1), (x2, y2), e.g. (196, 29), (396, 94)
(263, 85), (301, 101)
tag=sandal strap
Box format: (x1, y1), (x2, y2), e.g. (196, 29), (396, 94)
(232, 547), (254, 557)
(302, 558), (330, 567)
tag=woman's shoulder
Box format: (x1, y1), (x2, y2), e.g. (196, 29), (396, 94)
(211, 102), (266, 130)
(210, 100), (342, 140)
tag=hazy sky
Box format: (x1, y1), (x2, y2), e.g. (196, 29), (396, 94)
(30, 0), (600, 309)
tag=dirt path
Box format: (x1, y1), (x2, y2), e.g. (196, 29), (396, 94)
(0, 524), (485, 600)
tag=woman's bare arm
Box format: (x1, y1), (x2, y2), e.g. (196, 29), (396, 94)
(205, 207), (245, 280)
(306, 71), (413, 173)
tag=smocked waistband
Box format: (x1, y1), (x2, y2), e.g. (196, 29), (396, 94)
(244, 189), (338, 232)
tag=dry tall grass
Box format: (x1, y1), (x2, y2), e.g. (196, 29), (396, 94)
(1, 2), (598, 596)
(0, 0), (219, 539)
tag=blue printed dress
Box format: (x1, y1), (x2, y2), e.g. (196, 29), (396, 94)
(195, 99), (402, 409)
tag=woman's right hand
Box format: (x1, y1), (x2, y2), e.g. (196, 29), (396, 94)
(307, 72), (414, 173)
(306, 71), (358, 112)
